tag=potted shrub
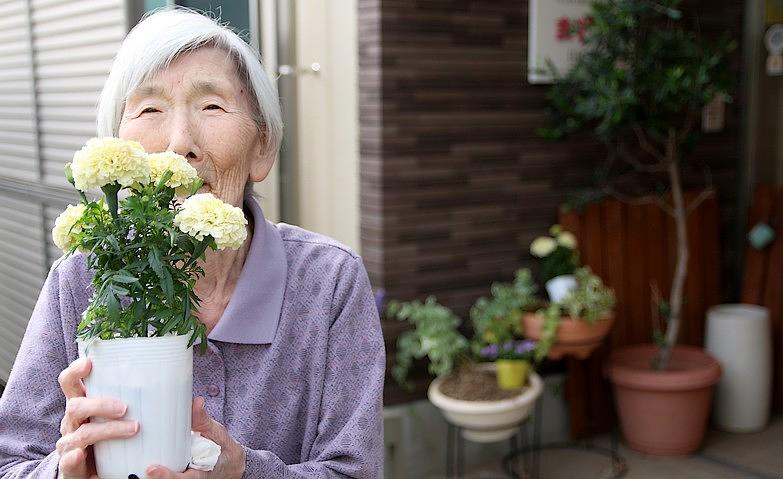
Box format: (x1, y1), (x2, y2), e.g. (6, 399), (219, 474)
(52, 138), (246, 476)
(529, 224), (580, 302)
(388, 285), (543, 443)
(539, 0), (731, 455)
(523, 267), (616, 360)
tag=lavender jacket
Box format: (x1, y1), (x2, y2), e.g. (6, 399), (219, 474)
(0, 197), (386, 478)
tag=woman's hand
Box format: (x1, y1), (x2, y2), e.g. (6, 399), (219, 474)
(56, 358), (139, 479)
(146, 397), (246, 479)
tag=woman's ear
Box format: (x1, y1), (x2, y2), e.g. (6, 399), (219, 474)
(249, 130), (275, 182)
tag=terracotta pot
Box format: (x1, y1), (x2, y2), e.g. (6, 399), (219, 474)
(522, 312), (615, 359)
(606, 344), (721, 456)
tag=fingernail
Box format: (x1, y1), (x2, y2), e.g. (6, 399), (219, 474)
(146, 466), (159, 477)
(126, 421), (138, 433)
(113, 402), (127, 415)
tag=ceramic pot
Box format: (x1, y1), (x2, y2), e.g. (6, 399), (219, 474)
(522, 312), (615, 359)
(606, 344), (721, 456)
(428, 363), (542, 443)
(78, 334), (193, 479)
(545, 274), (577, 303)
(706, 304), (772, 432)
(496, 359), (530, 390)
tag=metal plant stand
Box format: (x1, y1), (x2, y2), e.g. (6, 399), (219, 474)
(444, 393), (628, 479)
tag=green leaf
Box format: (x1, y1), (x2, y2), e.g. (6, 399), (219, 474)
(149, 248), (174, 302)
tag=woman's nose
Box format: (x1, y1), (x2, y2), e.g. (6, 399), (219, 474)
(166, 111), (201, 163)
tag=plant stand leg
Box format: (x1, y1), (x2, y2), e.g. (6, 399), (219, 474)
(533, 396), (542, 478)
(446, 423), (465, 479)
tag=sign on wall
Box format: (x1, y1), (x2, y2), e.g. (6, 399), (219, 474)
(527, 0), (592, 84)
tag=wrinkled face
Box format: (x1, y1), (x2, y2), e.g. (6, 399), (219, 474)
(118, 47), (271, 207)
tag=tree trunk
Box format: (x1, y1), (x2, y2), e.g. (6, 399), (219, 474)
(654, 131), (688, 370)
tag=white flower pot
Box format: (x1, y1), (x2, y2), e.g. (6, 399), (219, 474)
(545, 274), (577, 303)
(78, 334), (193, 479)
(705, 304), (772, 432)
(427, 364), (543, 443)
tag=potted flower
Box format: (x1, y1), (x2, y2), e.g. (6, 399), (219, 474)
(529, 224), (579, 302)
(479, 340), (537, 390)
(523, 267), (616, 360)
(52, 138), (246, 477)
(388, 291), (543, 443)
(539, 0), (730, 455)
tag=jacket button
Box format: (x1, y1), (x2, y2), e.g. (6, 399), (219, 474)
(207, 385), (220, 397)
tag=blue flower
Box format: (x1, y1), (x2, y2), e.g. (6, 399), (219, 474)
(480, 344), (499, 360)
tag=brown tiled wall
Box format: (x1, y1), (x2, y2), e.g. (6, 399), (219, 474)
(359, 0), (744, 404)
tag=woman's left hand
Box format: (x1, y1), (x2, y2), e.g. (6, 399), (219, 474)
(146, 397), (246, 478)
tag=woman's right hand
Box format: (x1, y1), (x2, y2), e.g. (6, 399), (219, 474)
(56, 358), (139, 479)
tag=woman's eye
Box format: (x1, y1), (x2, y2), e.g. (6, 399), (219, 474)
(204, 104), (223, 111)
(140, 107), (159, 114)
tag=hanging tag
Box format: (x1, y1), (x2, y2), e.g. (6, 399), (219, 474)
(768, 53), (783, 76)
(701, 95), (725, 132)
(765, 24), (783, 75)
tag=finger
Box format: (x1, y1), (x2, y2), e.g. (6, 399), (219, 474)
(61, 397), (127, 435)
(190, 397), (209, 431)
(146, 465), (208, 478)
(190, 397), (225, 445)
(58, 447), (88, 479)
(57, 420), (138, 455)
(58, 358), (91, 399)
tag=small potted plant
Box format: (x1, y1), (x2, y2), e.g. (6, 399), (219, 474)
(529, 224), (579, 302)
(523, 267), (616, 360)
(479, 340), (537, 390)
(388, 289), (543, 443)
(52, 138), (246, 477)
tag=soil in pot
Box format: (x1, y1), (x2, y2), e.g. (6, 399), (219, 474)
(439, 366), (521, 401)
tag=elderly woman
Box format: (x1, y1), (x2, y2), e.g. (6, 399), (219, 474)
(0, 8), (384, 479)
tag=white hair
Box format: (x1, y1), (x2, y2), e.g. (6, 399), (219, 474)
(96, 7), (282, 161)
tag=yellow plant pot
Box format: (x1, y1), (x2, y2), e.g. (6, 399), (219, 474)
(496, 359), (530, 390)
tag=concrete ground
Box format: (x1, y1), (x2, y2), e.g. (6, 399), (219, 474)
(455, 415), (783, 479)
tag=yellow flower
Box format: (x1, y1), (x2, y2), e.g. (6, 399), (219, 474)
(557, 231), (578, 249)
(147, 151), (200, 196)
(530, 236), (557, 257)
(549, 224), (562, 236)
(70, 137), (149, 191)
(52, 204), (87, 253)
(174, 193), (248, 250)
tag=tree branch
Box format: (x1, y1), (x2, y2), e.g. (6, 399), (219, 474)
(633, 125), (666, 161)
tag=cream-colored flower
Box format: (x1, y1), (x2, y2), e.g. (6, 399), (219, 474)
(174, 193), (248, 250)
(530, 236), (557, 257)
(557, 231), (578, 249)
(549, 224), (562, 236)
(147, 151), (200, 195)
(70, 137), (149, 191)
(52, 204), (87, 253)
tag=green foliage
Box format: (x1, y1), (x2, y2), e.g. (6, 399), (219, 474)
(541, 245), (579, 283)
(470, 269), (537, 355)
(534, 303), (561, 363)
(66, 176), (209, 351)
(539, 0), (735, 143)
(534, 267), (616, 360)
(560, 267), (616, 322)
(386, 297), (469, 387)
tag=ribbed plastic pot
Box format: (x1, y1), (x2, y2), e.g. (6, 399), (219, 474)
(78, 334), (193, 479)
